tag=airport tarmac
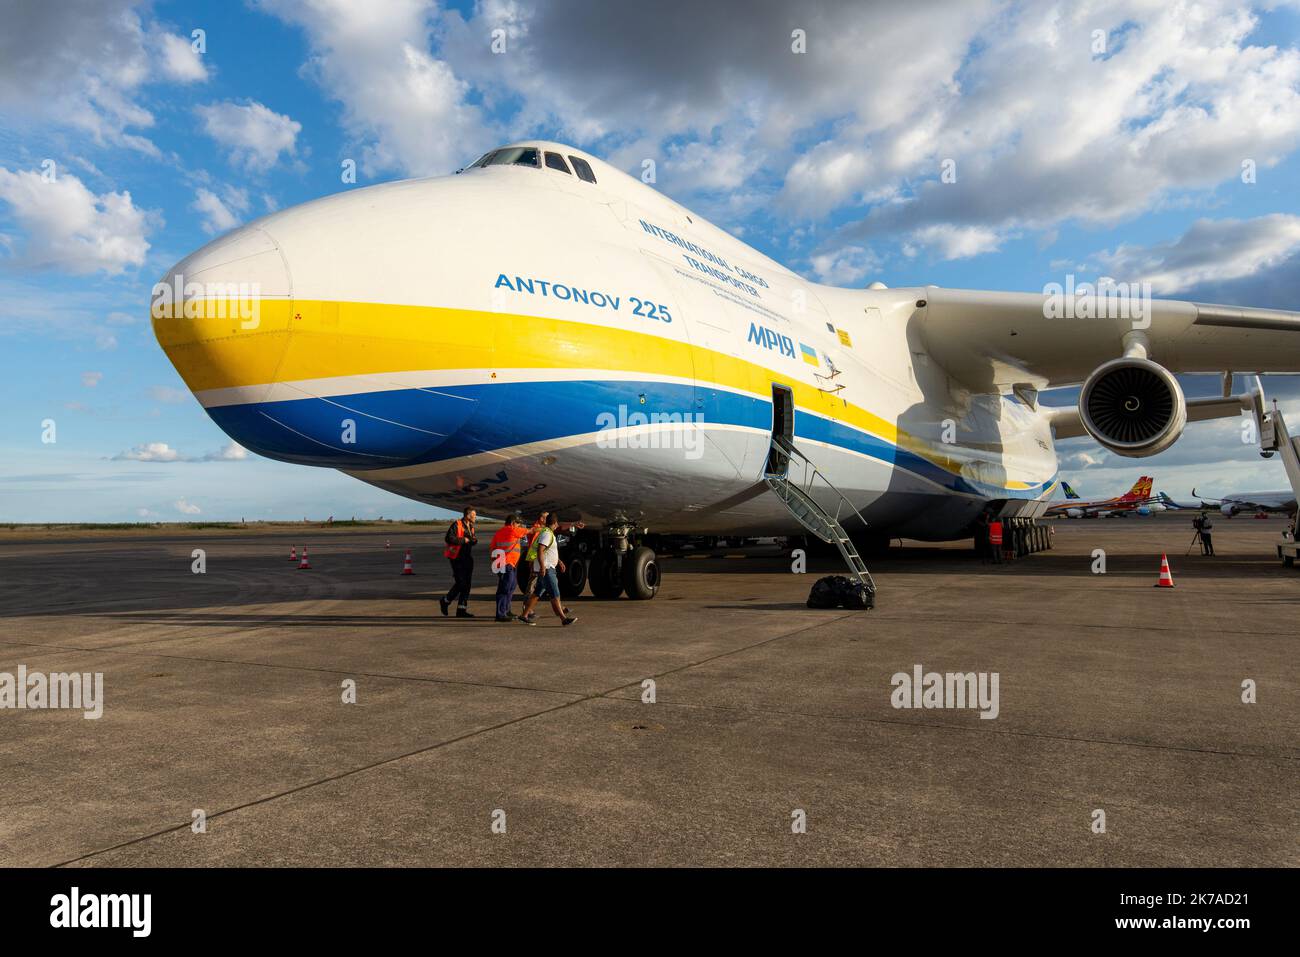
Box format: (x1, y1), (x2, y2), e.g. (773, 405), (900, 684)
(1, 513), (1296, 867)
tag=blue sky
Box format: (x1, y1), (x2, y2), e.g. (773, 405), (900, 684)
(2, 0), (1300, 522)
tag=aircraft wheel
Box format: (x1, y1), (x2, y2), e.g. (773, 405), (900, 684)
(558, 555), (588, 598)
(589, 552), (624, 599)
(622, 546), (660, 600)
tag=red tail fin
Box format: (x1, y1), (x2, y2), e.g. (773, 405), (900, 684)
(1119, 476), (1153, 502)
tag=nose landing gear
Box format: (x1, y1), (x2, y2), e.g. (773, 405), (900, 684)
(565, 524), (661, 600)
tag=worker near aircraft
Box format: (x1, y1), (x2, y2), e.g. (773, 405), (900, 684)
(489, 514), (528, 622)
(988, 516), (1004, 565)
(440, 506), (478, 617)
(519, 514), (578, 627)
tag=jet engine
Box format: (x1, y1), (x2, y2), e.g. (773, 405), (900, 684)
(1078, 357), (1186, 457)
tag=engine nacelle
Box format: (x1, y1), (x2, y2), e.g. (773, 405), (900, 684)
(1079, 357), (1186, 457)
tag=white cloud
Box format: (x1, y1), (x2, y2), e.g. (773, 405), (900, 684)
(196, 100), (301, 172)
(115, 442), (181, 462)
(203, 442), (248, 461)
(257, 0), (488, 177)
(158, 32), (208, 83)
(1093, 214), (1300, 294)
(81, 371), (103, 388)
(112, 439), (249, 462)
(191, 186), (250, 235)
(809, 245), (881, 286)
(909, 224), (1004, 261)
(174, 498), (201, 515)
(0, 167), (154, 275)
(0, 1), (207, 154)
(425, 0), (1300, 268)
(828, 1), (1300, 248)
(136, 507), (160, 519)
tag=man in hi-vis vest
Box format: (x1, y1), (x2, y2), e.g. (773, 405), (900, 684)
(440, 507), (478, 617)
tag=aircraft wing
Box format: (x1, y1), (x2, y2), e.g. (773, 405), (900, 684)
(917, 287), (1300, 392)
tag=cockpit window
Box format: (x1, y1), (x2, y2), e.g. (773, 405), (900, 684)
(544, 152), (571, 174)
(569, 156), (597, 183)
(485, 146), (540, 168)
(468, 150), (497, 168)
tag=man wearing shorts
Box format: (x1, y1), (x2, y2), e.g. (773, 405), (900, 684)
(520, 514), (577, 627)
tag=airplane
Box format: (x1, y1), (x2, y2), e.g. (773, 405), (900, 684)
(1043, 476), (1154, 518)
(1153, 491), (1209, 511)
(1190, 488), (1298, 517)
(150, 140), (1300, 601)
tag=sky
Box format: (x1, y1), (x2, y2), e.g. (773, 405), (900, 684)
(2, 0), (1300, 523)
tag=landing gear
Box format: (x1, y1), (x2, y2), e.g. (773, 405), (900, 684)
(587, 550), (621, 599)
(621, 545), (660, 600)
(577, 523), (662, 600)
(558, 554), (588, 599)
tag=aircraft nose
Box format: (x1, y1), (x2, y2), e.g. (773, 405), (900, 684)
(152, 225), (294, 404)
(152, 222), (484, 468)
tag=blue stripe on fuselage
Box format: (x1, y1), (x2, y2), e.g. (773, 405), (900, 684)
(205, 379), (1047, 497)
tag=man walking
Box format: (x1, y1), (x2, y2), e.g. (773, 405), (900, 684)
(440, 507), (477, 617)
(519, 514), (577, 627)
(489, 514), (528, 622)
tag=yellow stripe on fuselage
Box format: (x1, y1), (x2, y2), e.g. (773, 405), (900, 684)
(154, 298), (1046, 490)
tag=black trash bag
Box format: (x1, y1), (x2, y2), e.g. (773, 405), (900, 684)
(807, 575), (875, 610)
(806, 575), (840, 608)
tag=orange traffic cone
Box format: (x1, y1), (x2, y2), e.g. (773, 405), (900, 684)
(299, 547), (311, 570)
(1154, 553), (1175, 588)
(290, 545), (296, 562)
(401, 549), (414, 575)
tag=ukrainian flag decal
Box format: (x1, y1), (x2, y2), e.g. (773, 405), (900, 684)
(799, 342), (819, 366)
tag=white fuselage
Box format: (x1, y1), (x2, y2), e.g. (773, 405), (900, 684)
(153, 142), (1060, 540)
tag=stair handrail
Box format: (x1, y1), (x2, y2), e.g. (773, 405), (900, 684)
(766, 435), (871, 538)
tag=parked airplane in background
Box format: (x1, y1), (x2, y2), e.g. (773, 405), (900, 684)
(1154, 491), (1205, 510)
(1191, 488), (1298, 516)
(151, 140), (1300, 600)
(1045, 476), (1155, 518)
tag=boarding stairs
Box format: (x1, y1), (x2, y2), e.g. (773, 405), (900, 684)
(763, 436), (876, 589)
(1260, 400), (1300, 566)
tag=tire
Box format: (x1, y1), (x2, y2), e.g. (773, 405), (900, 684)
(589, 552), (624, 599)
(558, 555), (588, 598)
(621, 545), (660, 600)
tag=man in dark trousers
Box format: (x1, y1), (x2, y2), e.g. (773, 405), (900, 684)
(441, 507), (478, 617)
